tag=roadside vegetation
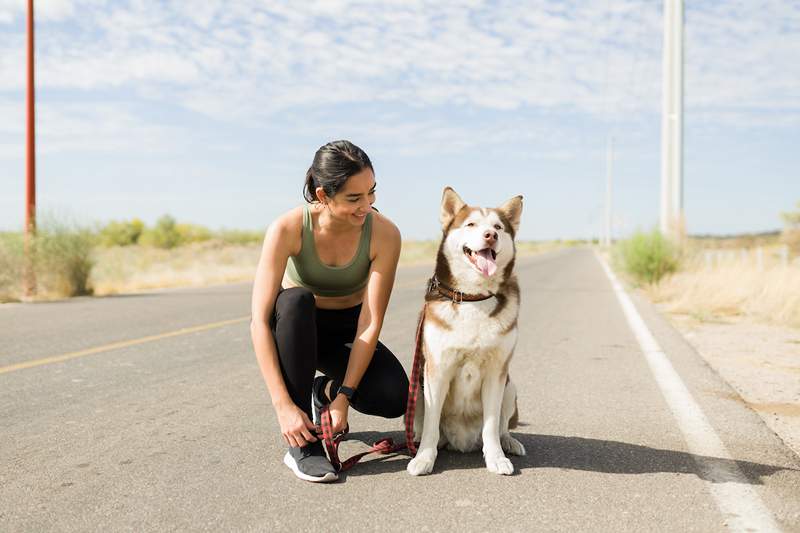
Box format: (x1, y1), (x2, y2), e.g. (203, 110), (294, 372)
(614, 202), (800, 328)
(0, 213), (567, 303)
(0, 214), (263, 302)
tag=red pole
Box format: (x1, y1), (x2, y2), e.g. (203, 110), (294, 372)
(23, 0), (37, 298)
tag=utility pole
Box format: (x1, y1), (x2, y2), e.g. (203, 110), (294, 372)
(604, 136), (614, 247)
(23, 0), (37, 298)
(660, 0), (684, 239)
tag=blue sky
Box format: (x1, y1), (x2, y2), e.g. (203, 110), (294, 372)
(0, 0), (798, 240)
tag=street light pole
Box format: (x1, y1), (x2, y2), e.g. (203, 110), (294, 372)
(660, 0), (684, 239)
(23, 0), (37, 298)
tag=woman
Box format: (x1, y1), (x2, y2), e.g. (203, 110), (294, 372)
(250, 140), (408, 482)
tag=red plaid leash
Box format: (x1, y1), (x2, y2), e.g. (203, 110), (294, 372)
(403, 303), (426, 455)
(316, 304), (426, 472)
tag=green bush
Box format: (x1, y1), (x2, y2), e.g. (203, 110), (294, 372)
(0, 232), (24, 301)
(99, 218), (144, 247)
(614, 229), (680, 284)
(176, 223), (212, 244)
(33, 217), (96, 296)
(139, 215), (183, 249)
(0, 216), (96, 299)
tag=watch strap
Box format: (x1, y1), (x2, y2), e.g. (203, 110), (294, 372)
(337, 385), (356, 401)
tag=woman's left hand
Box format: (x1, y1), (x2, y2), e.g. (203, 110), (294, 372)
(328, 394), (350, 434)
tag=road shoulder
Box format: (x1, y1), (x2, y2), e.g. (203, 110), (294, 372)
(657, 310), (800, 459)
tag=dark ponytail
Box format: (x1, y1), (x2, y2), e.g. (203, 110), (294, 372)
(303, 140), (373, 203)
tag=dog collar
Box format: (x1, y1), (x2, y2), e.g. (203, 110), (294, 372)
(427, 276), (495, 304)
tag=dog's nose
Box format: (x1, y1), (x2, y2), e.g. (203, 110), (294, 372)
(484, 231), (498, 242)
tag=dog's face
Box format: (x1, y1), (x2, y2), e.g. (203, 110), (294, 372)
(439, 187), (523, 282)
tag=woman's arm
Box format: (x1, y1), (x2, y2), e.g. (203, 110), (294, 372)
(250, 212), (318, 447)
(328, 218), (401, 430)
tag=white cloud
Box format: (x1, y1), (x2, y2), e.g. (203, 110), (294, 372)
(0, 0), (797, 129)
(0, 97), (195, 160)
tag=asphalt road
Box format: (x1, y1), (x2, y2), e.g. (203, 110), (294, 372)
(2, 248), (799, 532)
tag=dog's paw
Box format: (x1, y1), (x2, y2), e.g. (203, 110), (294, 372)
(485, 453), (514, 475)
(407, 449), (436, 476)
(500, 434), (526, 456)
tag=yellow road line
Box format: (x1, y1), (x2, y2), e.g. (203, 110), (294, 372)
(0, 316), (251, 375)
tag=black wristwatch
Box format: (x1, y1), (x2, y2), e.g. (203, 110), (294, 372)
(337, 385), (356, 402)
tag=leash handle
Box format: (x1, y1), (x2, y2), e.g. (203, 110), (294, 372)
(318, 406), (404, 472)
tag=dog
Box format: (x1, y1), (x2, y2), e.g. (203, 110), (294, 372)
(407, 187), (525, 476)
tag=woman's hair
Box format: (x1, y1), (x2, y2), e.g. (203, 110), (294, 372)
(303, 140), (374, 203)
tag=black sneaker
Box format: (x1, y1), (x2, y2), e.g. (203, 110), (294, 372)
(311, 375), (331, 426)
(283, 440), (338, 482)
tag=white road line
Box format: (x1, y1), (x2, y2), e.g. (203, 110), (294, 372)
(595, 252), (781, 533)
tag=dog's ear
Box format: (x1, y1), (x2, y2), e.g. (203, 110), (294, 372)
(440, 187), (466, 229)
(498, 195), (523, 234)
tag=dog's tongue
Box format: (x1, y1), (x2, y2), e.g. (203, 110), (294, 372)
(475, 249), (497, 277)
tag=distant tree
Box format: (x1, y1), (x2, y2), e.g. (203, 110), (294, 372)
(781, 201), (800, 229)
(780, 201), (800, 255)
(99, 218), (144, 247)
(139, 215), (183, 249)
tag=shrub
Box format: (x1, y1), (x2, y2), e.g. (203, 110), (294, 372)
(139, 215), (183, 249)
(780, 200), (800, 256)
(176, 223), (212, 244)
(32, 217), (96, 296)
(614, 229), (680, 285)
(99, 218), (144, 247)
(0, 215), (96, 299)
(0, 232), (24, 301)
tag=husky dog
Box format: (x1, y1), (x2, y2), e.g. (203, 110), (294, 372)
(407, 187), (525, 476)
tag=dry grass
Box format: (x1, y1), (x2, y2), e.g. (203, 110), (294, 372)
(647, 247), (800, 328)
(90, 240), (261, 295)
(88, 239), (561, 296)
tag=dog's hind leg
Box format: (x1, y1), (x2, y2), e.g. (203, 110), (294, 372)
(499, 378), (526, 456)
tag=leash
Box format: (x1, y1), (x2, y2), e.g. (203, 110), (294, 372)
(316, 304), (427, 472)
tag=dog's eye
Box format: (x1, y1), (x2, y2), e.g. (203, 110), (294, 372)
(494, 224), (502, 230)
(466, 222), (475, 227)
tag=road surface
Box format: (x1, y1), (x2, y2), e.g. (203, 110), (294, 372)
(2, 248), (799, 531)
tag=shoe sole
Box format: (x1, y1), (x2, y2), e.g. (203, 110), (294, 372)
(283, 452), (338, 483)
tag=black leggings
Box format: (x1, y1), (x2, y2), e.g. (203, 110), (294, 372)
(270, 287), (409, 419)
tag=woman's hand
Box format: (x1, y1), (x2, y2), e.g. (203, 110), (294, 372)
(275, 400), (318, 448)
(328, 394), (350, 435)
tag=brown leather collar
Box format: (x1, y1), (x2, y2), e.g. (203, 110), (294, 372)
(427, 276), (495, 304)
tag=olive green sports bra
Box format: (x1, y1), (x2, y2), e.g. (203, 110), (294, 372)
(285, 204), (373, 297)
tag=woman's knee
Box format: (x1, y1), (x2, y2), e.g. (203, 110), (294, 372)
(359, 374), (408, 418)
(275, 287), (315, 322)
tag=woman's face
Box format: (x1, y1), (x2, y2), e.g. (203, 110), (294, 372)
(319, 168), (376, 227)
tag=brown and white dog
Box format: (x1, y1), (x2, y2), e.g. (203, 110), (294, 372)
(407, 187), (525, 476)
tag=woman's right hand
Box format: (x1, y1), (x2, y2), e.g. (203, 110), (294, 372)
(275, 400), (318, 448)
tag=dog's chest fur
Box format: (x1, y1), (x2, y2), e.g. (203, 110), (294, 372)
(424, 285), (518, 362)
(422, 278), (519, 449)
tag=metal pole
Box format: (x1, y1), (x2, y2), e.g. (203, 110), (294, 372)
(23, 0), (37, 298)
(660, 0), (685, 239)
(672, 0), (684, 237)
(659, 0), (673, 236)
(605, 136), (614, 247)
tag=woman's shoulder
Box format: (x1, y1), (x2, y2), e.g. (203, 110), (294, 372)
(369, 208), (401, 250)
(270, 205), (306, 232)
(264, 205), (307, 255)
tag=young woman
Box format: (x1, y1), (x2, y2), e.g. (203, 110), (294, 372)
(250, 140), (408, 482)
